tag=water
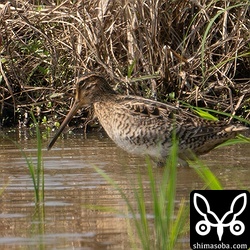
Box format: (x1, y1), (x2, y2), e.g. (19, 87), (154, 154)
(0, 128), (250, 249)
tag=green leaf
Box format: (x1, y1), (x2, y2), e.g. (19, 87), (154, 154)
(194, 108), (218, 121)
(216, 134), (250, 148)
(127, 60), (136, 78)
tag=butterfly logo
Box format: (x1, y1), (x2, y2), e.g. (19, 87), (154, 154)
(193, 193), (247, 241)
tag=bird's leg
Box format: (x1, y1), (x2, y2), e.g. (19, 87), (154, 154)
(177, 158), (189, 167)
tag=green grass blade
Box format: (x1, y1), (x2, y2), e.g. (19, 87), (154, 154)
(135, 171), (151, 249)
(193, 109), (218, 121)
(6, 136), (39, 202)
(128, 60), (136, 78)
(216, 134), (250, 148)
(30, 111), (44, 203)
(165, 134), (179, 250)
(196, 107), (250, 125)
(93, 166), (148, 249)
(146, 160), (164, 248)
(180, 101), (250, 126)
(168, 199), (189, 249)
(193, 163), (223, 190)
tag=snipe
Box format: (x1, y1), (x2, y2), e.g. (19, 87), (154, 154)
(48, 74), (248, 166)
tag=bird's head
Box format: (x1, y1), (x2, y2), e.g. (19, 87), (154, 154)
(47, 74), (115, 150)
(75, 74), (116, 105)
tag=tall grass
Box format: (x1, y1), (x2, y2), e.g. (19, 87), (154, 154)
(27, 112), (45, 204)
(17, 112), (45, 205)
(4, 112), (46, 242)
(0, 0), (249, 126)
(93, 119), (250, 249)
(94, 136), (233, 249)
(5, 111), (45, 204)
(182, 103), (250, 146)
(94, 136), (188, 250)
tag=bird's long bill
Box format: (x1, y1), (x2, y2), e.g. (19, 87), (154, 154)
(47, 101), (80, 150)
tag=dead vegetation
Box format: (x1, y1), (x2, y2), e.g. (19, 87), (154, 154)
(0, 0), (249, 127)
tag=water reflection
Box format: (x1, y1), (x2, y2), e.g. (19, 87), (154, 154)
(0, 129), (249, 249)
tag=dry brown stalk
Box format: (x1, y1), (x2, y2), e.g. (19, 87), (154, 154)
(0, 0), (249, 127)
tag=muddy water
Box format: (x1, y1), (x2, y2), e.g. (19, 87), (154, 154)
(0, 129), (250, 249)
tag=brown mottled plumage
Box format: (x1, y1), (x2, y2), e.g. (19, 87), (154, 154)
(48, 74), (248, 166)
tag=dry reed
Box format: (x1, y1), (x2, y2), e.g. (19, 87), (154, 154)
(0, 0), (249, 127)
